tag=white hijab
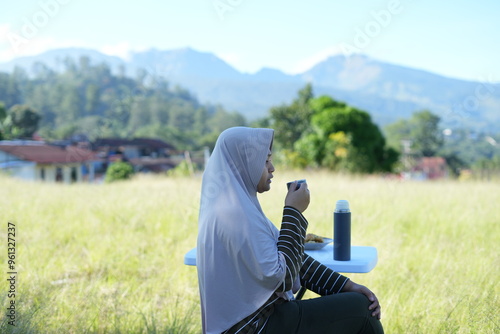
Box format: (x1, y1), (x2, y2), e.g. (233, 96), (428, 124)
(197, 127), (286, 334)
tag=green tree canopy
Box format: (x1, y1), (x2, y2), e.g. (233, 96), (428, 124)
(2, 104), (41, 139)
(0, 102), (6, 140)
(0, 102), (6, 121)
(269, 86), (398, 173)
(385, 110), (443, 157)
(294, 95), (398, 173)
(269, 83), (314, 150)
(105, 161), (134, 182)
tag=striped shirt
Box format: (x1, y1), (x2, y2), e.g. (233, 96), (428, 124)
(222, 206), (349, 334)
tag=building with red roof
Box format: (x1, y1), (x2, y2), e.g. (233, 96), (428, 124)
(402, 156), (448, 180)
(0, 141), (97, 183)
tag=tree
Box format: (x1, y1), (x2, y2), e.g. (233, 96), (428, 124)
(0, 102), (6, 140)
(58, 85), (82, 125)
(385, 110), (443, 157)
(410, 110), (443, 156)
(0, 58), (247, 150)
(269, 84), (314, 150)
(2, 104), (41, 139)
(85, 84), (100, 115)
(105, 161), (134, 182)
(206, 108), (246, 134)
(6, 67), (25, 107)
(295, 95), (398, 173)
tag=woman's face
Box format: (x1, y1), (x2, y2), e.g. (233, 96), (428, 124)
(257, 150), (275, 193)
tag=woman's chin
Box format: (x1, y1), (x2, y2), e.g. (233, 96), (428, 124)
(257, 185), (271, 193)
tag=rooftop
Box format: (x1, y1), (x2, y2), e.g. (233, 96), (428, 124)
(0, 143), (96, 164)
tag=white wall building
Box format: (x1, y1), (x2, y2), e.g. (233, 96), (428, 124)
(0, 141), (96, 183)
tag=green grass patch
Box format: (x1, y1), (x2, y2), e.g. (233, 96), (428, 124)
(1, 172), (499, 333)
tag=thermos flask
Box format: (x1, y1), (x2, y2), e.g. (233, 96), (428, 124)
(334, 200), (351, 261)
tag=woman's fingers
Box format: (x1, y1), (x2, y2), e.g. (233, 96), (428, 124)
(368, 298), (381, 319)
(342, 281), (382, 319)
(284, 181), (310, 212)
(359, 285), (382, 319)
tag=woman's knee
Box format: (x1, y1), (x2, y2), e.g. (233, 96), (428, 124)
(297, 293), (383, 333)
(345, 292), (384, 333)
(301, 292), (370, 318)
(347, 292), (371, 307)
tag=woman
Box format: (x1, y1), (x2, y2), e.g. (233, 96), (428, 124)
(197, 127), (383, 334)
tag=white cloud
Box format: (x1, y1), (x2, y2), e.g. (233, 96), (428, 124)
(99, 42), (133, 60)
(290, 46), (344, 74)
(99, 42), (153, 61)
(215, 51), (246, 69)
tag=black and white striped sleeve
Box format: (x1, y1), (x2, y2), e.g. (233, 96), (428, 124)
(299, 254), (349, 295)
(275, 206), (308, 292)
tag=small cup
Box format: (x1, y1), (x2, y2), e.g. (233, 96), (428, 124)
(287, 179), (306, 190)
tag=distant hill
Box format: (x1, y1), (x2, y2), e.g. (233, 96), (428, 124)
(1, 47), (499, 132)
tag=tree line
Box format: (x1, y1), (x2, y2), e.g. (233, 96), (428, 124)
(258, 84), (500, 176)
(1, 56), (499, 176)
(0, 57), (245, 150)
(383, 108), (500, 177)
(258, 84), (399, 173)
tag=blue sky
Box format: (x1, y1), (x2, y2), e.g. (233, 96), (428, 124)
(1, 0), (499, 82)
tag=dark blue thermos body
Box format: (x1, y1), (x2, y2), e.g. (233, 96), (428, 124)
(334, 200), (351, 261)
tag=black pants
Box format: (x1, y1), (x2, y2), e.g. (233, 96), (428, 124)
(263, 292), (384, 334)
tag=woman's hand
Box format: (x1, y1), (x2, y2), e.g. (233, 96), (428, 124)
(284, 181), (310, 213)
(342, 280), (382, 319)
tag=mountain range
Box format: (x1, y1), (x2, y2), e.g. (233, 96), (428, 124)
(1, 47), (499, 132)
